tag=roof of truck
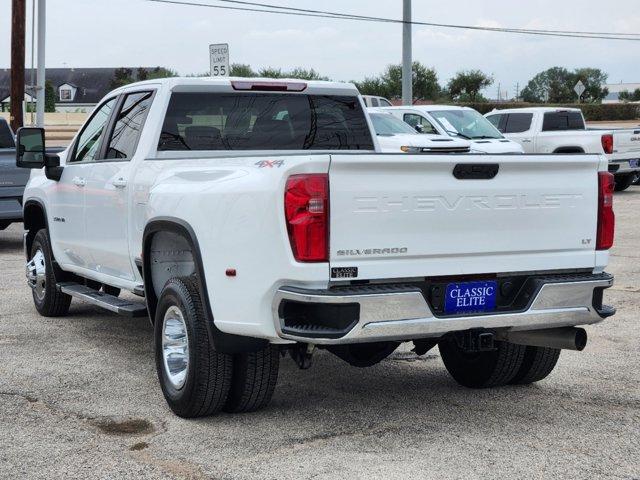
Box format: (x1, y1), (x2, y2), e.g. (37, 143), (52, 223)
(380, 105), (477, 113)
(486, 107), (582, 115)
(109, 77), (359, 96)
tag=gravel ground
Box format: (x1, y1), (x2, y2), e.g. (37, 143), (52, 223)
(0, 189), (639, 480)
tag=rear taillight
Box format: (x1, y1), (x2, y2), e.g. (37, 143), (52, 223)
(601, 134), (614, 154)
(597, 172), (615, 250)
(284, 174), (329, 262)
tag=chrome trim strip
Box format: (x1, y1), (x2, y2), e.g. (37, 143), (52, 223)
(273, 277), (613, 344)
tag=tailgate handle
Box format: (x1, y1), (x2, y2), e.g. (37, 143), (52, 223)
(453, 163), (499, 180)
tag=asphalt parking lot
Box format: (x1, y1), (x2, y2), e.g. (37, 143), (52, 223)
(0, 190), (639, 480)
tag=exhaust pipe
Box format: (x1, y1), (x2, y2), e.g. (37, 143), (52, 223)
(502, 327), (587, 351)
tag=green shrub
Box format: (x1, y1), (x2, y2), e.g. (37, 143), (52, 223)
(459, 102), (640, 121)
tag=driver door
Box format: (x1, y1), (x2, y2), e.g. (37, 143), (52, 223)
(49, 97), (117, 271)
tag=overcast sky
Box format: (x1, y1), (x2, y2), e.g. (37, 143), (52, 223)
(1, 0), (639, 97)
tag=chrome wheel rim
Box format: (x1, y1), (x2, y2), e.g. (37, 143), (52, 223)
(26, 249), (46, 301)
(162, 306), (189, 390)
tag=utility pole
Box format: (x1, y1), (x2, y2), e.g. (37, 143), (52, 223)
(36, 0), (46, 127)
(401, 0), (412, 105)
(10, 0), (26, 131)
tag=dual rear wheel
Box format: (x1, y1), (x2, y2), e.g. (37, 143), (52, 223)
(438, 337), (561, 388)
(154, 277), (279, 418)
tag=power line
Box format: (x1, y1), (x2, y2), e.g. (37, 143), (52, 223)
(144, 0), (640, 41)
(212, 0), (640, 37)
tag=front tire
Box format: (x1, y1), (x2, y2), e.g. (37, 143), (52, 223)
(27, 229), (71, 317)
(155, 276), (233, 418)
(439, 338), (525, 388)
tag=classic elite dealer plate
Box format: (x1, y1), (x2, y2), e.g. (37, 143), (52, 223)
(444, 280), (498, 315)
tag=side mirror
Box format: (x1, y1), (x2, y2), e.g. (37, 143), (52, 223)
(414, 124), (425, 133)
(16, 127), (46, 169)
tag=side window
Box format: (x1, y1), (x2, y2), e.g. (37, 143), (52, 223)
(542, 112), (585, 131)
(379, 98), (392, 107)
(504, 113), (533, 133)
(0, 119), (15, 148)
(105, 91), (154, 160)
(371, 98), (379, 107)
(486, 114), (501, 129)
(486, 114), (508, 133)
(72, 98), (116, 163)
(403, 113), (437, 134)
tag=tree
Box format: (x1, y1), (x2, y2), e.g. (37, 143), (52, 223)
(353, 61), (440, 101)
(618, 88), (640, 102)
(447, 70), (493, 102)
(521, 67), (608, 103)
(573, 68), (608, 102)
(44, 80), (56, 112)
(146, 67), (178, 80)
(230, 63), (257, 77)
(110, 68), (134, 89)
(286, 67), (329, 81)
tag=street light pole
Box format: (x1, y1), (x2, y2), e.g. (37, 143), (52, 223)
(402, 0), (412, 105)
(36, 0), (46, 127)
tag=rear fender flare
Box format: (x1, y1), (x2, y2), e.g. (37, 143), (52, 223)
(142, 217), (268, 354)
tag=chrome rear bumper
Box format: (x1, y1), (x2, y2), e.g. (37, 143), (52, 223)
(273, 274), (614, 344)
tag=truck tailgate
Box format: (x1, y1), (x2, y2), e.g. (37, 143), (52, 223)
(612, 129), (640, 157)
(329, 154), (600, 280)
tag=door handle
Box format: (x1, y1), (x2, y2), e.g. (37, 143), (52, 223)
(112, 177), (127, 189)
(521, 139), (532, 143)
(72, 176), (86, 187)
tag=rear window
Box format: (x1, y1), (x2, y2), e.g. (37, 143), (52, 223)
(0, 119), (15, 149)
(542, 111), (585, 131)
(504, 113), (533, 133)
(158, 93), (374, 151)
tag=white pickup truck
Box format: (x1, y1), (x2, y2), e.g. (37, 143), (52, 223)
(485, 107), (640, 191)
(368, 109), (471, 153)
(381, 105), (525, 154)
(17, 77), (616, 418)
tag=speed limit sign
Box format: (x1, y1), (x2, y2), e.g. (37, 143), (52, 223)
(209, 44), (229, 77)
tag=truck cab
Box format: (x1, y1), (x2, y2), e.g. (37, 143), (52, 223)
(485, 107), (640, 191)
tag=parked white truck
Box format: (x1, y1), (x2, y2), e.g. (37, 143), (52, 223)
(485, 107), (640, 191)
(381, 105), (525, 154)
(368, 109), (470, 153)
(17, 78), (616, 418)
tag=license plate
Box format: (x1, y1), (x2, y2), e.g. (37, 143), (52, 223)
(444, 281), (498, 315)
(630, 159), (639, 168)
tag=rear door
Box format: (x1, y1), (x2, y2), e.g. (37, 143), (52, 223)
(84, 90), (154, 282)
(503, 113), (535, 153)
(329, 153), (600, 280)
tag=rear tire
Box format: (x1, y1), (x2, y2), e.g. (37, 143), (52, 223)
(155, 276), (233, 418)
(224, 345), (280, 413)
(510, 346), (561, 385)
(28, 229), (71, 317)
(439, 338), (525, 388)
(614, 173), (635, 192)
